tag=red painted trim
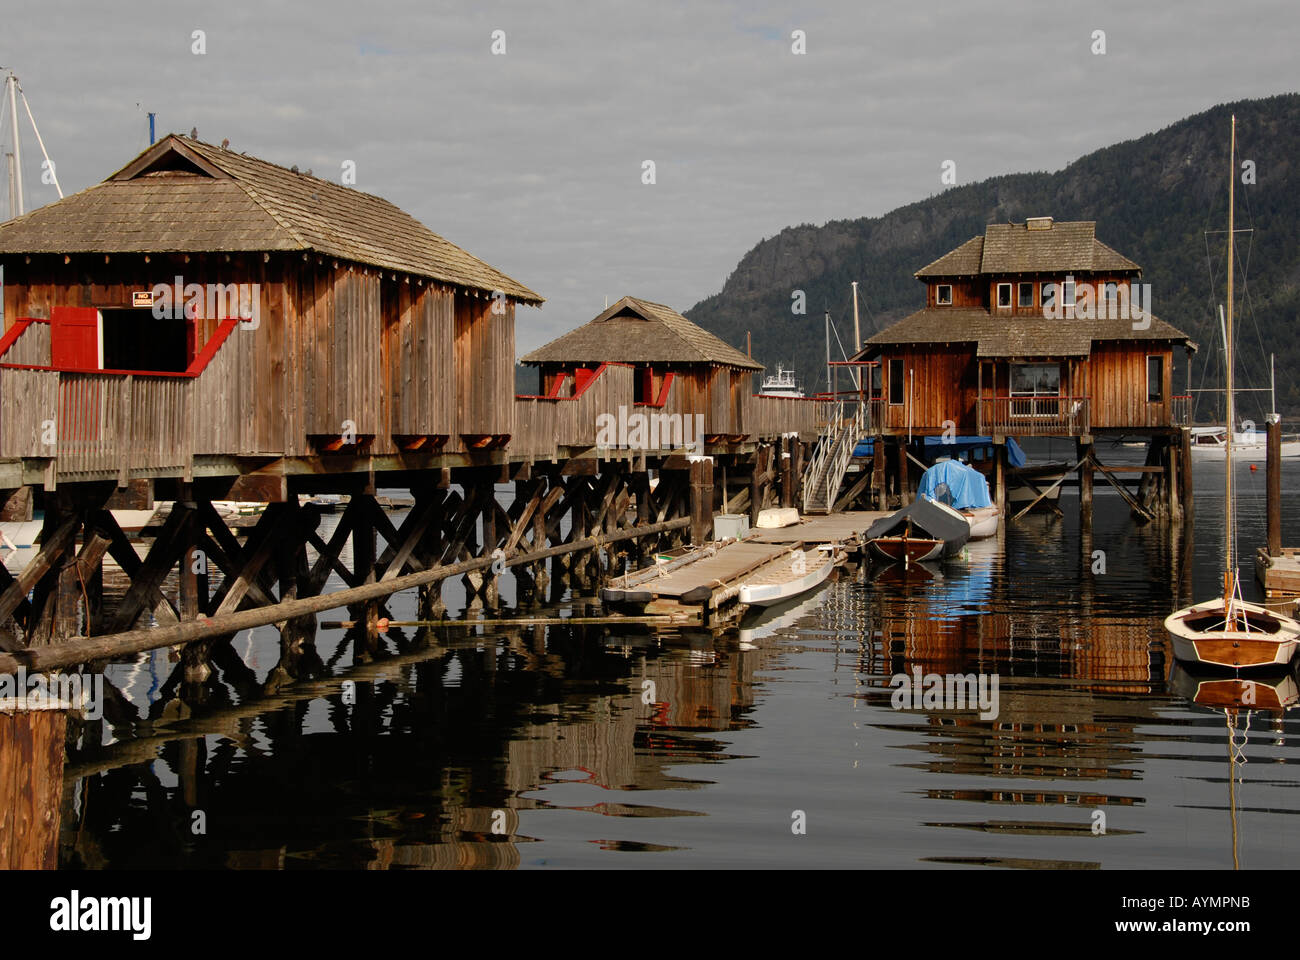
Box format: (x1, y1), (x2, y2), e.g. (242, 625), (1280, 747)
(0, 318), (35, 360)
(184, 318), (241, 376)
(571, 362), (610, 399)
(0, 317), (241, 378)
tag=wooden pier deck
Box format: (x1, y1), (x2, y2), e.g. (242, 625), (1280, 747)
(749, 510), (888, 549)
(1256, 547), (1300, 599)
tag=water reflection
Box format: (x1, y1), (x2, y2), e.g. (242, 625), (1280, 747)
(58, 463), (1300, 869)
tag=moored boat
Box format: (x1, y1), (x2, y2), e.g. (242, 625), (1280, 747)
(1166, 115), (1300, 672)
(917, 459), (1000, 539)
(737, 546), (837, 607)
(864, 494), (970, 566)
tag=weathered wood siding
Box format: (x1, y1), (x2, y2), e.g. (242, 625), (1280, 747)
(877, 346), (978, 433)
(454, 293), (514, 438)
(1088, 341), (1173, 429)
(385, 280), (455, 440)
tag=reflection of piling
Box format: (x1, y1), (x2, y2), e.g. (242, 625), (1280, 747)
(0, 700), (67, 868)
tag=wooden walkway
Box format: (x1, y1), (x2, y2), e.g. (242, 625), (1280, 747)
(749, 510), (888, 548)
(1256, 547), (1300, 598)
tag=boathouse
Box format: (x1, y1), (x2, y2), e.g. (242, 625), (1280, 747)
(0, 135), (827, 664)
(519, 295), (770, 444)
(846, 218), (1197, 519)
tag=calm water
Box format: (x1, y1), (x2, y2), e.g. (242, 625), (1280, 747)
(53, 452), (1300, 869)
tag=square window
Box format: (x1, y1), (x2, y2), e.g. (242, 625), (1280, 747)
(1018, 282), (1034, 308)
(936, 284), (952, 305)
(997, 283), (1012, 308)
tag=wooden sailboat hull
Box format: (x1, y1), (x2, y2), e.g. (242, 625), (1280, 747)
(1165, 599), (1300, 670)
(868, 537), (943, 564)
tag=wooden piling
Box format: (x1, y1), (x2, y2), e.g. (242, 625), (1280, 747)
(1077, 437), (1093, 523)
(1268, 415), (1282, 557)
(689, 458), (713, 545)
(0, 700), (67, 869)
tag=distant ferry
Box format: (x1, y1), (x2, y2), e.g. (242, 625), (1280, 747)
(759, 365), (804, 398)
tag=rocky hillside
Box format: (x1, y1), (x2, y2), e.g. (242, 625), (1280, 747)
(686, 93), (1300, 422)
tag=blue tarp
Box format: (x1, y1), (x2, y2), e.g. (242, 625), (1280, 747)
(917, 459), (993, 509)
(921, 435), (1026, 468)
(852, 436), (1027, 467)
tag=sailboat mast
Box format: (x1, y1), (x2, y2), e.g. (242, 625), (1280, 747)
(6, 73), (22, 217)
(1224, 115), (1236, 608)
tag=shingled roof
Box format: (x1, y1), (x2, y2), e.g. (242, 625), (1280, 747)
(0, 134), (543, 304)
(521, 296), (763, 370)
(856, 307), (1192, 360)
(915, 220), (1141, 278)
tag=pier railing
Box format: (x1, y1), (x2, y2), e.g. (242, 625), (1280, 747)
(978, 396), (1090, 436)
(1172, 394), (1191, 427)
(0, 318), (241, 480)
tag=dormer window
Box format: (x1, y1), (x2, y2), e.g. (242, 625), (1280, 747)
(997, 283), (1012, 309)
(1017, 282), (1034, 308)
(936, 284), (952, 305)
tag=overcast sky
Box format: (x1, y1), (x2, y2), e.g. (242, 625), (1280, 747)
(5, 0), (1297, 353)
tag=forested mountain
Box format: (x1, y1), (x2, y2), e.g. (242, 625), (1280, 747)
(686, 93), (1300, 423)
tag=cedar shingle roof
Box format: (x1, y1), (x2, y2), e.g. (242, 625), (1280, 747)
(916, 221), (1141, 277)
(856, 306), (1192, 359)
(0, 135), (543, 304)
(521, 296), (764, 370)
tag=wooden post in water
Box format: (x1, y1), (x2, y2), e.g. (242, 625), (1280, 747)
(0, 696), (68, 869)
(689, 458), (713, 544)
(1267, 414), (1282, 557)
(1077, 437), (1094, 525)
(1179, 427), (1194, 518)
(896, 439), (912, 506)
(872, 437), (885, 510)
(780, 437), (794, 508)
(994, 441), (1006, 514)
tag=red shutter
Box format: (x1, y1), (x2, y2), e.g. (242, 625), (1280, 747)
(50, 307), (100, 370)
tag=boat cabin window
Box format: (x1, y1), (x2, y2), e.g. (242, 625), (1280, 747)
(1017, 282), (1034, 308)
(1147, 355), (1163, 402)
(1040, 282), (1055, 311)
(936, 284), (952, 305)
(888, 358), (904, 405)
(996, 283), (1012, 309)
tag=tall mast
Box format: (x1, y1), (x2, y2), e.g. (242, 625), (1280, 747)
(1224, 115), (1236, 612)
(6, 73), (22, 217)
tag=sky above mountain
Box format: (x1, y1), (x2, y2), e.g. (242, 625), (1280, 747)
(5, 0), (1297, 353)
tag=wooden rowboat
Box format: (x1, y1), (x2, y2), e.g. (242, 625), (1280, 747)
(868, 533), (943, 564)
(737, 547), (837, 607)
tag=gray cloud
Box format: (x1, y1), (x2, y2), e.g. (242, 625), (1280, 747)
(6, 0), (1297, 355)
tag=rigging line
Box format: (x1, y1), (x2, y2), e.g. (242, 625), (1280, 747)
(19, 88), (62, 199)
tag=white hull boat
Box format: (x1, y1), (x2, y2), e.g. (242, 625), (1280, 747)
(961, 506), (1000, 539)
(737, 547), (836, 607)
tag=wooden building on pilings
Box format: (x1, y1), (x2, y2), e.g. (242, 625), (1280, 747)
(0, 136), (826, 678)
(850, 217), (1197, 522)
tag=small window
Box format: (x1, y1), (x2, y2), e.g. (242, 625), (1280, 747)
(997, 283), (1012, 308)
(1041, 282), (1056, 311)
(1062, 279), (1076, 306)
(936, 284), (952, 305)
(1018, 282), (1034, 308)
(870, 364), (882, 399)
(1104, 281), (1119, 303)
(1147, 355), (1163, 402)
(888, 358), (905, 406)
